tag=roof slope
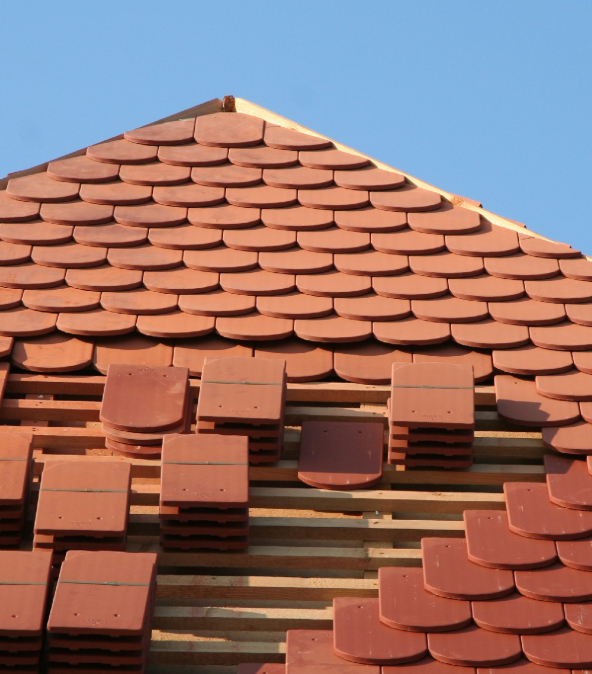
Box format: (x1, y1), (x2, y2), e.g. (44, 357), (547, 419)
(0, 97), (591, 381)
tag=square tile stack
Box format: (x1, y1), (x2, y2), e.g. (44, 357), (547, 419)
(100, 364), (191, 459)
(0, 432), (33, 548)
(160, 433), (250, 550)
(34, 461), (131, 570)
(196, 357), (287, 464)
(47, 550), (157, 673)
(0, 550), (52, 673)
(387, 362), (475, 469)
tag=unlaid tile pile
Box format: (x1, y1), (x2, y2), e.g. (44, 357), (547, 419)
(34, 461), (131, 570)
(196, 356), (286, 464)
(47, 550), (157, 673)
(160, 433), (250, 550)
(100, 364), (191, 458)
(387, 362), (475, 468)
(0, 432), (33, 547)
(0, 550), (52, 673)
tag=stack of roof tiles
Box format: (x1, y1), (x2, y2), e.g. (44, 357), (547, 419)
(160, 433), (250, 550)
(34, 461), (131, 571)
(100, 364), (191, 457)
(0, 432), (33, 547)
(196, 356), (286, 464)
(388, 363), (475, 468)
(47, 550), (157, 673)
(0, 550), (52, 673)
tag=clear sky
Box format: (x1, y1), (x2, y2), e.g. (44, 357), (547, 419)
(1, 1), (590, 253)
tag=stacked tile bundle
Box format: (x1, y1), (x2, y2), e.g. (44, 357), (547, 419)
(47, 550), (157, 673)
(100, 364), (192, 458)
(0, 432), (33, 547)
(196, 356), (287, 464)
(0, 550), (52, 673)
(159, 433), (250, 550)
(387, 362), (475, 468)
(33, 461), (131, 570)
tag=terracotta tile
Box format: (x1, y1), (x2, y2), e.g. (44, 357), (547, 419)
(0, 191), (40, 221)
(257, 292), (333, 319)
(48, 155), (121, 185)
(412, 296), (488, 323)
(537, 370), (592, 401)
(180, 289), (255, 316)
(428, 626), (522, 667)
(505, 482), (592, 539)
(372, 230), (445, 255)
(254, 340), (332, 382)
(173, 335), (252, 376)
(188, 204), (261, 229)
(333, 597), (427, 665)
(384, 659), (475, 674)
(238, 665), (285, 674)
(543, 421), (592, 455)
(184, 246), (258, 272)
(108, 244), (183, 270)
(0, 262), (65, 289)
(371, 185), (442, 212)
(0, 241), (31, 265)
(262, 205), (334, 231)
(87, 139), (158, 164)
(259, 249), (333, 274)
(74, 223), (147, 248)
(557, 538), (592, 570)
(449, 276), (524, 302)
(410, 252), (484, 278)
(374, 316), (451, 345)
(516, 562), (592, 602)
(485, 255), (560, 280)
(7, 172), (79, 203)
(0, 307), (56, 336)
(149, 224), (221, 249)
(57, 309), (136, 336)
(334, 167), (405, 191)
(23, 286), (100, 312)
(119, 162), (190, 186)
(519, 236), (580, 259)
(263, 165), (333, 189)
(335, 250), (409, 276)
(472, 592), (564, 635)
(227, 185), (298, 209)
(489, 298), (566, 326)
(464, 510), (557, 569)
(223, 225), (295, 252)
(216, 314), (293, 341)
(66, 265), (142, 292)
(559, 258), (592, 281)
(0, 287), (22, 310)
(101, 288), (178, 315)
(526, 278), (592, 304)
(286, 629), (350, 667)
(565, 603), (592, 634)
(80, 181), (152, 205)
(265, 126), (331, 151)
(229, 146), (298, 169)
(531, 323), (592, 351)
(373, 273), (448, 299)
(336, 294), (411, 321)
(298, 228), (370, 254)
(408, 205), (482, 236)
(158, 143), (228, 166)
(114, 202), (187, 227)
(192, 163), (262, 187)
(297, 271), (371, 297)
(574, 352), (592, 374)
(32, 243), (107, 269)
(492, 346), (573, 376)
(335, 207), (407, 233)
(299, 149), (369, 170)
(0, 219), (73, 245)
(567, 304), (592, 326)
(194, 113), (264, 147)
(452, 320), (529, 349)
(295, 315), (371, 342)
(124, 118), (195, 145)
(298, 186), (369, 210)
(413, 343), (493, 382)
(137, 311), (214, 338)
(495, 376), (580, 426)
(152, 184), (225, 209)
(379, 567), (471, 632)
(221, 270), (295, 296)
(446, 223), (519, 257)
(545, 454), (592, 509)
(93, 335), (173, 373)
(41, 200), (114, 226)
(143, 267), (218, 294)
(423, 538), (514, 599)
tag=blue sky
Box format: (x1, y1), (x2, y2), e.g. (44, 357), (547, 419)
(1, 1), (590, 252)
